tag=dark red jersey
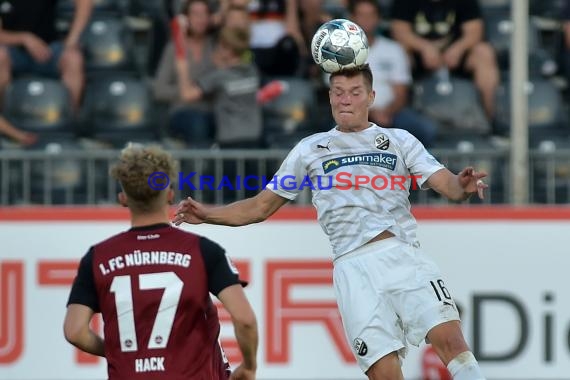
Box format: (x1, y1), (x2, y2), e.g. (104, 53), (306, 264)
(68, 223), (246, 380)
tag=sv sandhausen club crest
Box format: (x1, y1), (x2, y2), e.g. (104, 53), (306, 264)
(374, 133), (389, 150)
(353, 338), (368, 356)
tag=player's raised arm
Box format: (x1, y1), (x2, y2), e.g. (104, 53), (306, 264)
(174, 189), (289, 226)
(427, 166), (488, 201)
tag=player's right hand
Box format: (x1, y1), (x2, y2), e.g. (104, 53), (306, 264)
(229, 364), (256, 380)
(458, 166), (488, 199)
(173, 196), (207, 225)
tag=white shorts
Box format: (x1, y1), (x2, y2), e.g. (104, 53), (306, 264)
(332, 237), (460, 373)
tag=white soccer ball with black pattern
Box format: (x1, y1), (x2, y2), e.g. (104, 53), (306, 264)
(311, 19), (369, 73)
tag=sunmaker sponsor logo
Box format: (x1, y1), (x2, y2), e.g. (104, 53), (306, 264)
(322, 153), (398, 174)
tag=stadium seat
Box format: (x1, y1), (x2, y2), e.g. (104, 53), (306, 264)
(3, 136), (87, 204)
(261, 77), (318, 149)
(529, 128), (570, 150)
(483, 10), (545, 69)
(412, 70), (491, 135)
(529, 0), (567, 20)
(494, 75), (566, 135)
(31, 137), (83, 187)
(531, 134), (570, 204)
(80, 75), (157, 147)
(484, 9), (559, 77)
(81, 16), (138, 74)
(2, 76), (73, 135)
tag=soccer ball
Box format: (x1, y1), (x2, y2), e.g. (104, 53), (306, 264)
(311, 19), (369, 73)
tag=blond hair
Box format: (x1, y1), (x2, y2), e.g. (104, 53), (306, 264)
(218, 26), (250, 57)
(110, 143), (178, 212)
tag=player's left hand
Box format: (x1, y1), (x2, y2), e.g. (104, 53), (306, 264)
(173, 196), (208, 225)
(229, 364), (255, 380)
(458, 166), (488, 199)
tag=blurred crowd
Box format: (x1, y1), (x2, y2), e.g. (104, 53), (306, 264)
(0, 0), (569, 153)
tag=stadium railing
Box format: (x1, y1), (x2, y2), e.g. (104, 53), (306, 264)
(0, 147), (568, 205)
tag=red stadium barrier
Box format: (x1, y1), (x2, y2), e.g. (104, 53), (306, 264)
(1, 205), (570, 221)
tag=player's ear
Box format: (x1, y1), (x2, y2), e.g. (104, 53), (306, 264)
(117, 192), (128, 207)
(368, 90), (375, 107)
(167, 187), (175, 205)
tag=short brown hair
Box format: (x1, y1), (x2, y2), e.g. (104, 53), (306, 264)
(217, 26), (250, 57)
(329, 64), (373, 91)
(110, 143), (178, 212)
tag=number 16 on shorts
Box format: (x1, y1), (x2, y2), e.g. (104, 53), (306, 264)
(430, 279), (456, 308)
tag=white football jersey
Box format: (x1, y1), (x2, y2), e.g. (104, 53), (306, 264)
(267, 123), (445, 259)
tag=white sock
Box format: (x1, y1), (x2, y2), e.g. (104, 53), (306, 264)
(446, 351), (486, 380)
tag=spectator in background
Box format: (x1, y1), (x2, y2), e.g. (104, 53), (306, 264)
(212, 0), (251, 27)
(0, 0), (93, 112)
(217, 4), (255, 75)
(154, 0), (217, 147)
(247, 0), (305, 77)
(221, 3), (252, 31)
(390, 0), (499, 122)
(297, 0), (332, 81)
(174, 27), (262, 148)
(143, 0), (177, 76)
(350, 0), (438, 147)
(0, 115), (37, 146)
